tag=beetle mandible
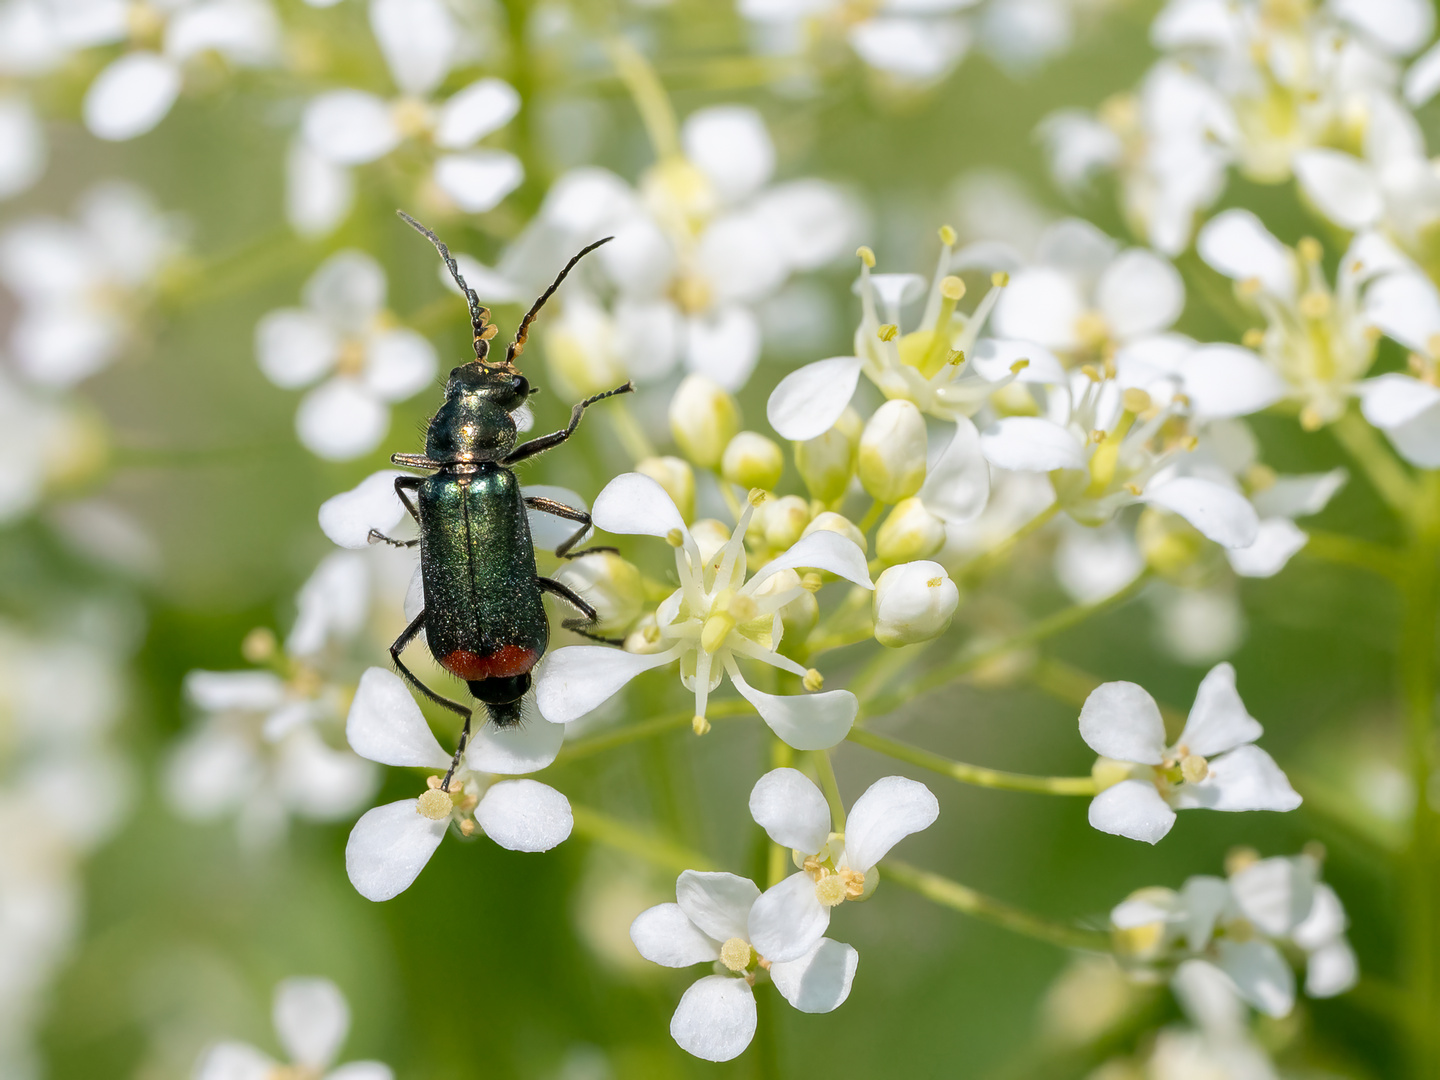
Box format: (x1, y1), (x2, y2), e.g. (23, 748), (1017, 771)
(369, 211), (633, 781)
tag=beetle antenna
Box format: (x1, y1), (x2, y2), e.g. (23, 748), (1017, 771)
(505, 235), (613, 367)
(396, 210), (497, 363)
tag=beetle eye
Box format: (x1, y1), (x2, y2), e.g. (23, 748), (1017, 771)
(512, 375), (529, 398)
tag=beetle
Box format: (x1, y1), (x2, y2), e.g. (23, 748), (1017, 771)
(369, 211), (632, 779)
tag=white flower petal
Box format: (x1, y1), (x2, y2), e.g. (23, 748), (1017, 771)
(751, 180), (858, 270)
(296, 380), (388, 461)
(1197, 210), (1295, 298)
(1361, 372), (1440, 429)
(328, 1065), (394, 1080)
(670, 975), (756, 1062)
(1405, 40), (1440, 105)
(194, 1042), (276, 1080)
(287, 550), (369, 656)
(969, 338), (1067, 384)
(319, 470), (407, 548)
(1144, 476), (1259, 549)
(630, 902), (721, 967)
(747, 871), (831, 963)
(303, 91), (400, 165)
(273, 977), (349, 1068)
(1097, 249), (1184, 340)
(682, 105), (775, 203)
(592, 471), (686, 537)
(979, 416), (1086, 471)
(1078, 681), (1166, 763)
(466, 716), (563, 774)
(1087, 780), (1176, 843)
(920, 417), (991, 525)
(1293, 150), (1383, 230)
(255, 308), (338, 389)
(276, 729), (378, 820)
(992, 267), (1084, 350)
(474, 779), (572, 851)
(165, 0), (280, 65)
(1230, 855), (1317, 936)
(676, 870), (761, 941)
(83, 52), (181, 141)
(1054, 523), (1142, 603)
(363, 328), (437, 401)
(1216, 939), (1295, 1018)
(534, 644), (680, 724)
(345, 799), (448, 901)
(370, 0), (455, 95)
(766, 357), (863, 441)
(1306, 938), (1358, 998)
(184, 669), (287, 711)
(285, 138), (354, 238)
(752, 529), (873, 589)
(1364, 272), (1440, 355)
(748, 768), (832, 854)
(1226, 518), (1308, 578)
(1332, 0), (1433, 54)
(1176, 662), (1262, 756)
(728, 665), (856, 751)
(0, 96), (46, 199)
(435, 78), (520, 149)
(1251, 469), (1346, 519)
(769, 938), (859, 1013)
(1293, 883), (1347, 950)
(848, 16), (971, 81)
(683, 305), (761, 392)
(306, 250), (386, 325)
(346, 668), (450, 769)
(843, 775), (939, 872)
(1178, 345), (1287, 419)
(1172, 744), (1302, 812)
(433, 151), (524, 213)
(1178, 876), (1234, 951)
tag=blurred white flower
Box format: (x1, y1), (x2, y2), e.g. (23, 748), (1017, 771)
(630, 869), (858, 1061)
(255, 250), (438, 461)
(1080, 663), (1300, 843)
(747, 769), (938, 962)
(0, 362), (97, 525)
(0, 93), (44, 199)
(194, 977), (393, 1080)
(343, 667), (570, 901)
(0, 180), (184, 386)
(1358, 268), (1440, 465)
(293, 0), (522, 233)
(535, 475), (871, 747)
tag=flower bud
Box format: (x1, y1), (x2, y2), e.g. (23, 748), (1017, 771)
(794, 407), (862, 503)
(857, 400), (927, 503)
(554, 552), (645, 634)
(875, 497), (945, 564)
(873, 561), (958, 647)
(761, 494), (811, 551)
(721, 431), (783, 491)
(669, 374), (740, 470)
(752, 566), (818, 645)
(690, 518), (731, 566)
(802, 511), (867, 555)
(636, 455), (695, 522)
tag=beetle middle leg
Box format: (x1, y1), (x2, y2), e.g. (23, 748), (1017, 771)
(503, 382), (635, 466)
(538, 576), (624, 645)
(369, 476), (424, 548)
(524, 496), (618, 560)
(389, 610), (473, 784)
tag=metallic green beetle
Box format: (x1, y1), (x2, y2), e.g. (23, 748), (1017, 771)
(370, 212), (632, 778)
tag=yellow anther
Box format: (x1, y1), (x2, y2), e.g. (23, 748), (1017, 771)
(1225, 917), (1256, 943)
(1242, 328), (1265, 348)
(1123, 482), (1143, 496)
(947, 350), (965, 366)
(800, 572), (823, 593)
(1244, 463), (1277, 492)
(747, 487), (768, 507)
(666, 528), (685, 548)
(815, 873), (848, 907)
(1300, 405), (1324, 431)
(1297, 236), (1323, 262)
(390, 96), (434, 139)
(1225, 845), (1261, 876)
(1121, 388), (1152, 415)
(1298, 291), (1331, 319)
(877, 323), (899, 342)
(719, 936), (752, 972)
(241, 627), (277, 664)
(1080, 364), (1101, 382)
(416, 788), (453, 820)
(991, 271), (1009, 288)
(692, 714), (712, 736)
(926, 576), (943, 588)
(1075, 311), (1109, 349)
(940, 275), (966, 301)
(1091, 430), (1107, 444)
(700, 612), (736, 654)
(458, 818), (476, 836)
(938, 224), (957, 246)
(857, 246), (876, 268)
(803, 668), (824, 692)
(1180, 753), (1209, 784)
(1009, 358), (1030, 374)
(1238, 277), (1263, 298)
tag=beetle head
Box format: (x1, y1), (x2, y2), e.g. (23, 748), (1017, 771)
(425, 362), (529, 462)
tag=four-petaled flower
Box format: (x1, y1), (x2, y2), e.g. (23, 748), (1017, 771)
(630, 870), (859, 1062)
(1080, 662), (1300, 844)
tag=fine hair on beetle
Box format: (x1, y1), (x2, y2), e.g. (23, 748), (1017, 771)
(376, 211), (633, 784)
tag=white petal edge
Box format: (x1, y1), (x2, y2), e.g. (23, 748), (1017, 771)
(769, 937), (859, 1013)
(1143, 476), (1259, 549)
(1078, 681), (1166, 763)
(273, 977), (349, 1068)
(766, 357), (863, 441)
(669, 975), (756, 1062)
(750, 528), (873, 590)
(728, 665), (856, 751)
(843, 775), (939, 872)
(346, 668), (449, 769)
(319, 470), (407, 548)
(747, 871), (831, 964)
(534, 644), (681, 724)
(630, 902), (720, 968)
(675, 870), (761, 942)
(980, 416), (1087, 472)
(1176, 662), (1262, 757)
(466, 716), (564, 775)
(592, 472), (686, 538)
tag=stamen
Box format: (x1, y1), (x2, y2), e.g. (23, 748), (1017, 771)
(857, 246), (876, 268)
(803, 668), (824, 691)
(416, 788), (453, 820)
(719, 937), (752, 973)
(692, 714), (711, 735)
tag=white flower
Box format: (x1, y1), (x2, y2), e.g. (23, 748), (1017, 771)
(0, 93), (44, 200)
(630, 869), (858, 1062)
(294, 0), (521, 230)
(343, 668), (570, 901)
(1229, 854), (1358, 1000)
(746, 768), (939, 962)
(1080, 663), (1300, 843)
(873, 561), (959, 647)
(0, 180), (183, 386)
(255, 250), (437, 461)
(1358, 268), (1440, 465)
(195, 977), (393, 1080)
(0, 362), (93, 524)
(535, 475), (872, 748)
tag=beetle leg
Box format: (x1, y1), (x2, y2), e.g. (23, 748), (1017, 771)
(389, 611), (474, 787)
(538, 576), (625, 645)
(523, 495), (619, 559)
(368, 530), (419, 547)
(502, 382), (635, 466)
(395, 476), (422, 525)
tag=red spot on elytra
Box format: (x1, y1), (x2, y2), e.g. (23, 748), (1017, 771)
(440, 645), (538, 681)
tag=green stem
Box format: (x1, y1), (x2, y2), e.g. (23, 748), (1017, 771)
(569, 804), (713, 873)
(813, 749), (847, 827)
(606, 36), (679, 160)
(848, 728), (1098, 795)
(607, 399), (657, 464)
(555, 699), (755, 764)
(1332, 407), (1418, 519)
(1302, 529), (1403, 581)
(883, 860), (1110, 951)
(856, 499), (886, 534)
(953, 502), (1060, 585)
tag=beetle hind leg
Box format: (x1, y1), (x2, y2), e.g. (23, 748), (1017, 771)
(388, 610), (473, 786)
(539, 576), (625, 645)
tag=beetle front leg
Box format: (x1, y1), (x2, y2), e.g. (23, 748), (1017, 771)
(523, 496), (619, 559)
(503, 382), (634, 466)
(538, 576), (625, 645)
(389, 611), (473, 783)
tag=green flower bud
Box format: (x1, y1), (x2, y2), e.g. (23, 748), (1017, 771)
(670, 374), (740, 470)
(721, 431), (784, 491)
(794, 407), (861, 503)
(761, 494), (811, 551)
(636, 455), (696, 522)
(875, 497), (945, 564)
(858, 400), (927, 503)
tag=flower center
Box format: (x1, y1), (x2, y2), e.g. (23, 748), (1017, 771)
(335, 337), (367, 377)
(698, 593), (759, 654)
(268, 1067), (323, 1080)
(719, 936), (753, 973)
(391, 97), (435, 140)
(813, 867), (864, 908)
